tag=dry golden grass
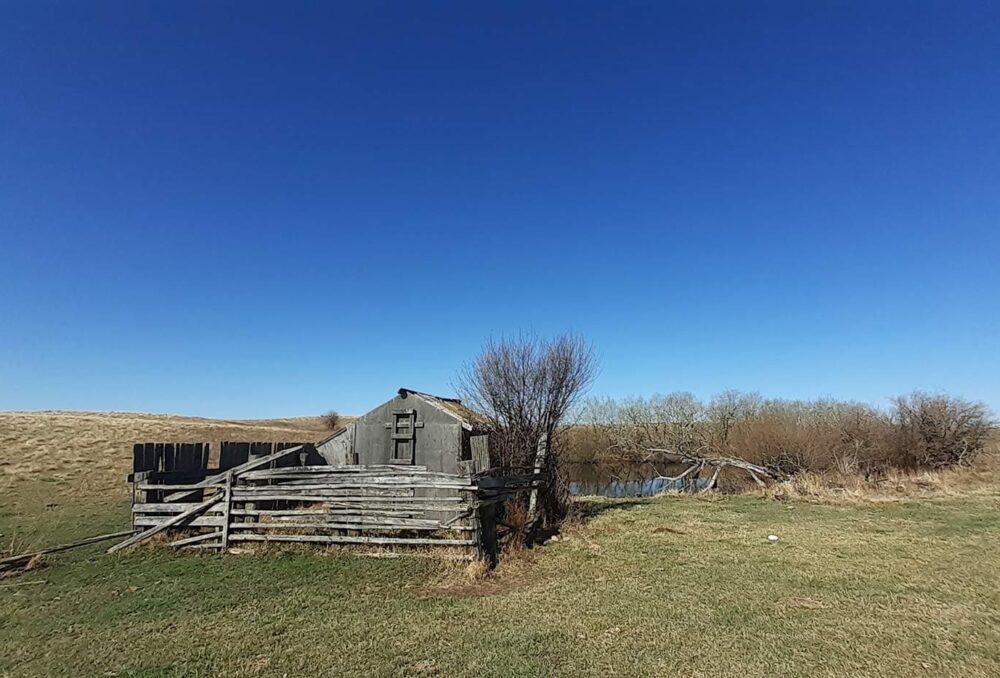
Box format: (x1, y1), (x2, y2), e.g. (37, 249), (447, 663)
(0, 410), (334, 510)
(755, 449), (1000, 504)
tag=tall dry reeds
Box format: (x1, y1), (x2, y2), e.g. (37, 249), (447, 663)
(572, 390), (995, 478)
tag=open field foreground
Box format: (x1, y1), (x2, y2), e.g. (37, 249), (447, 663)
(2, 413), (999, 677)
(2, 498), (998, 676)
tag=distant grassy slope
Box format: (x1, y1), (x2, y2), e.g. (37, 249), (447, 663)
(2, 494), (999, 677)
(0, 411), (338, 544)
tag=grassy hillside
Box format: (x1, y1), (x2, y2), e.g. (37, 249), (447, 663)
(0, 411), (333, 544)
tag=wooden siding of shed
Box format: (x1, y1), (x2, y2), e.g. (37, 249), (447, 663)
(352, 393), (463, 474)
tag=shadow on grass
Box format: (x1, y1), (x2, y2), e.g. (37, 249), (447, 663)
(530, 497), (652, 544)
(570, 497), (652, 521)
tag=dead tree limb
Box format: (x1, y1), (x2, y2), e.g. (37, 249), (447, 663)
(645, 448), (784, 491)
(700, 466), (722, 493)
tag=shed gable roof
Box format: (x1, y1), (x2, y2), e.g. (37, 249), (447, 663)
(397, 388), (490, 431)
(317, 387), (490, 447)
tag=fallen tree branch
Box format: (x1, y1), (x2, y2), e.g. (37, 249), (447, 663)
(646, 448), (785, 491)
(700, 466), (722, 493)
(655, 460), (705, 487)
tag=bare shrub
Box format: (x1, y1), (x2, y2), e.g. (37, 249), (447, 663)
(888, 392), (993, 468)
(321, 410), (341, 431)
(575, 392), (706, 459)
(567, 390), (994, 479)
(704, 390), (763, 455)
(457, 333), (597, 524)
(497, 499), (531, 551)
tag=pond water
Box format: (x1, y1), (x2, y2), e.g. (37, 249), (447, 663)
(563, 461), (712, 497)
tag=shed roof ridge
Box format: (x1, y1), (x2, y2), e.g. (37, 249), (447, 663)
(398, 387), (462, 403)
(399, 388), (489, 430)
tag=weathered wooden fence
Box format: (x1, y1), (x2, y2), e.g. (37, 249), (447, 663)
(132, 442), (211, 473)
(126, 445), (546, 563)
(131, 441), (320, 475)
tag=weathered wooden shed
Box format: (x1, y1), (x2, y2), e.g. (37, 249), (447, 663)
(317, 388), (491, 473)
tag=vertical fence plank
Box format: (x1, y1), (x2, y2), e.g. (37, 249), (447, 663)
(220, 472), (233, 551)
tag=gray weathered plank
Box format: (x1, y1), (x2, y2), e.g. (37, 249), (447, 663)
(168, 532), (224, 548)
(108, 493), (222, 553)
(133, 516), (227, 528)
(230, 523), (474, 532)
(0, 530), (136, 566)
(230, 534), (475, 546)
(161, 445), (303, 502)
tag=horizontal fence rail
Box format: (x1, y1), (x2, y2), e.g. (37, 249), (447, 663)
(128, 447), (550, 564)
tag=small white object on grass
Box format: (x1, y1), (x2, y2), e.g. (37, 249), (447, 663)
(767, 534), (779, 542)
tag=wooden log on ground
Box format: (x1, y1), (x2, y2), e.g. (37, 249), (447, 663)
(0, 530), (137, 569)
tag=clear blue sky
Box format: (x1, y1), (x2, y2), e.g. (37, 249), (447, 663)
(2, 1), (998, 418)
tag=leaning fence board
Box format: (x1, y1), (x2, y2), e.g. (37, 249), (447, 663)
(162, 446), (303, 502)
(230, 534), (476, 546)
(109, 493), (222, 553)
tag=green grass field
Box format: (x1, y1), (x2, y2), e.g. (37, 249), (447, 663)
(3, 491), (999, 677)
